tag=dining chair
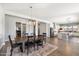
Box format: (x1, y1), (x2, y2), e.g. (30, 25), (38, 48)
(25, 33), (28, 36)
(43, 33), (47, 43)
(35, 35), (44, 50)
(8, 35), (23, 56)
(25, 35), (35, 55)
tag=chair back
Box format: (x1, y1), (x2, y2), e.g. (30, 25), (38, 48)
(25, 33), (28, 36)
(8, 35), (13, 48)
(27, 35), (34, 42)
(38, 35), (43, 41)
(43, 33), (46, 37)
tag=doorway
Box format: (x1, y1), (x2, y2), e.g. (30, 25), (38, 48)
(16, 22), (21, 37)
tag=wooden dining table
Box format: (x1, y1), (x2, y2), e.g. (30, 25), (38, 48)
(15, 36), (28, 52)
(15, 35), (44, 53)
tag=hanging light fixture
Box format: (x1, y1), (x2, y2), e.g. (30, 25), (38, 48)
(29, 6), (36, 50)
(29, 6), (36, 36)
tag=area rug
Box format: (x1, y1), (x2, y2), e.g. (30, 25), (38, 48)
(6, 43), (58, 56)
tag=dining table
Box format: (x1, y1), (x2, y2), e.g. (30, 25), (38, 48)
(15, 36), (28, 52)
(15, 35), (44, 54)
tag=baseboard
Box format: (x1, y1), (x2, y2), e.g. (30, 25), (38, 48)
(0, 42), (5, 50)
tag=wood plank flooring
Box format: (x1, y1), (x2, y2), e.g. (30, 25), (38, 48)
(1, 36), (79, 56)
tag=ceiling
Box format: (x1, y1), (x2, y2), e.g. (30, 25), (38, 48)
(1, 3), (79, 22)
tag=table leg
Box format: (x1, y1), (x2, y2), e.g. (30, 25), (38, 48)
(22, 42), (25, 52)
(34, 43), (35, 50)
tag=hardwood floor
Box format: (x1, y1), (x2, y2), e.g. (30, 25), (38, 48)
(49, 37), (79, 56)
(1, 36), (79, 56)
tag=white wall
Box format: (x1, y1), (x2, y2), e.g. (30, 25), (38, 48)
(0, 5), (5, 48)
(5, 15), (34, 41)
(5, 14), (51, 41)
(39, 22), (46, 35)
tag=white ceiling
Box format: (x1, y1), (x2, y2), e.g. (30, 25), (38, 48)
(1, 3), (79, 21)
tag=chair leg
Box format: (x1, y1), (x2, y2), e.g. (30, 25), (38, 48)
(10, 48), (13, 56)
(44, 39), (46, 44)
(34, 44), (35, 50)
(20, 46), (23, 52)
(42, 41), (44, 48)
(27, 46), (29, 55)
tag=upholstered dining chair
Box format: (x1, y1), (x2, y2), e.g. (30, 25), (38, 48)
(8, 35), (23, 56)
(25, 33), (28, 36)
(35, 35), (44, 50)
(25, 35), (35, 55)
(43, 33), (47, 43)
